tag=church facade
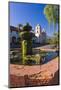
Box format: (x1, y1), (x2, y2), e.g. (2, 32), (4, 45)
(34, 24), (46, 44)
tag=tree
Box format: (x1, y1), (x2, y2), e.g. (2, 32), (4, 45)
(44, 5), (53, 31)
(44, 5), (59, 32)
(47, 32), (59, 47)
(53, 32), (59, 47)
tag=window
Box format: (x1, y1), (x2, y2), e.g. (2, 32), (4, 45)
(37, 30), (38, 33)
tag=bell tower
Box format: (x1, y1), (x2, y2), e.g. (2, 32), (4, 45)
(35, 24), (41, 37)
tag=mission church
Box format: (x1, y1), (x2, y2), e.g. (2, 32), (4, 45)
(10, 24), (47, 44)
(34, 24), (46, 44)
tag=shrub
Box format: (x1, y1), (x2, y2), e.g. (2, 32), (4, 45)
(23, 54), (41, 65)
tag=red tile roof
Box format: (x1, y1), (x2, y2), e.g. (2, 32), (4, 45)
(10, 26), (22, 32)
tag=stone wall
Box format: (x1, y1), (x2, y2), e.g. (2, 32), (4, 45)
(10, 75), (25, 88)
(10, 70), (59, 88)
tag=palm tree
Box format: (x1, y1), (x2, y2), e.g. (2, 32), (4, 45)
(44, 5), (53, 31)
(53, 32), (59, 47)
(44, 5), (59, 32)
(52, 5), (59, 32)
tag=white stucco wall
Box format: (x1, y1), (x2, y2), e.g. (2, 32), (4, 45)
(10, 31), (19, 43)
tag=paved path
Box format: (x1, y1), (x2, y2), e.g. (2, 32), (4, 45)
(34, 45), (57, 52)
(10, 57), (59, 77)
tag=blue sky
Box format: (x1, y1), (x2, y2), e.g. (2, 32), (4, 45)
(9, 2), (58, 36)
